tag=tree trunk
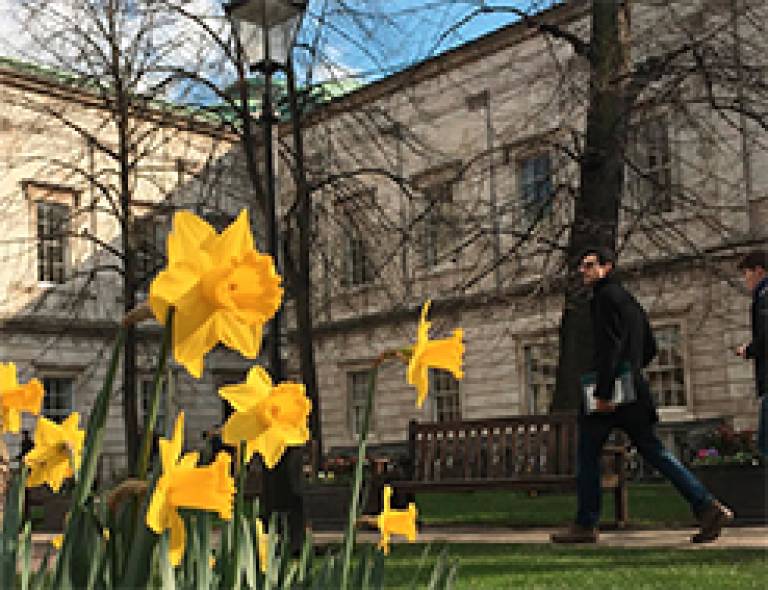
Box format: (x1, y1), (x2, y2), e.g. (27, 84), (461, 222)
(552, 0), (632, 411)
(109, 0), (139, 472)
(286, 63), (323, 474)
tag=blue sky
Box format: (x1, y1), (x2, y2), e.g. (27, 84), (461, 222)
(295, 0), (555, 86)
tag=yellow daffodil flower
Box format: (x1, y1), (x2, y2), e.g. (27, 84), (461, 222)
(146, 412), (235, 567)
(149, 210), (283, 378)
(255, 518), (268, 573)
(0, 362), (44, 433)
(220, 366), (311, 469)
(407, 300), (464, 408)
(25, 414), (84, 492)
(377, 485), (417, 555)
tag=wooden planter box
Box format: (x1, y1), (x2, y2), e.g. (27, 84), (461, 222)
(692, 463), (768, 524)
(303, 483), (353, 531)
(26, 487), (71, 531)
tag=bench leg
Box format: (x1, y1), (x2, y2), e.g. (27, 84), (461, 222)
(614, 484), (628, 529)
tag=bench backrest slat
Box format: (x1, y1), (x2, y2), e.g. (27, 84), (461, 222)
(407, 413), (588, 482)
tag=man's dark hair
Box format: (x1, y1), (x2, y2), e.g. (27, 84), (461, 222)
(737, 250), (768, 271)
(578, 246), (616, 267)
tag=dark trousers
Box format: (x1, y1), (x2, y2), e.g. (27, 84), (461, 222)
(758, 396), (767, 457)
(576, 402), (712, 527)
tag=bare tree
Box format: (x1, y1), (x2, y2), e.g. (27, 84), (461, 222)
(2, 0), (240, 472)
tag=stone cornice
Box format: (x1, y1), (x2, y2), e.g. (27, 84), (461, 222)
(303, 236), (768, 338)
(0, 64), (238, 141)
(0, 316), (163, 340)
(285, 1), (588, 131)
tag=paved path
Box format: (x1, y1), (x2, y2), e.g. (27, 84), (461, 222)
(312, 525), (768, 550)
(29, 525), (767, 559)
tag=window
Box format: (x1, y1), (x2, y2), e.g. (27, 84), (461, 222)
(347, 370), (373, 437)
(646, 325), (686, 407)
(42, 377), (74, 423)
(135, 215), (166, 290)
(627, 117), (672, 212)
(523, 341), (558, 415)
(421, 182), (457, 268)
(342, 231), (371, 286)
(140, 378), (167, 433)
(518, 153), (553, 223)
(37, 201), (70, 283)
(430, 369), (461, 423)
(336, 189), (375, 287)
(26, 183), (79, 284)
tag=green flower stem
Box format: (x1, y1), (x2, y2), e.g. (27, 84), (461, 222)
(53, 326), (125, 588)
(340, 350), (404, 590)
(224, 441), (247, 590)
(137, 309), (174, 480)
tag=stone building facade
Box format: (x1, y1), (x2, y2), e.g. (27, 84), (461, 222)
(0, 58), (255, 478)
(279, 1), (767, 456)
(0, 0), (765, 477)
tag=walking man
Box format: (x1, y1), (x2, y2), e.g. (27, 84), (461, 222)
(736, 250), (768, 457)
(552, 247), (733, 544)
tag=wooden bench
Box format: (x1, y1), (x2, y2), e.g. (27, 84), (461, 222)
(391, 413), (629, 528)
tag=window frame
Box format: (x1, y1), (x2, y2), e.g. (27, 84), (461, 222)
(347, 369), (374, 438)
(645, 322), (689, 410)
(517, 152), (554, 225)
(40, 375), (76, 424)
(341, 215), (373, 287)
(626, 115), (673, 213)
(521, 337), (558, 416)
(427, 368), (462, 423)
(24, 181), (80, 286)
(133, 209), (169, 292)
(411, 161), (463, 271)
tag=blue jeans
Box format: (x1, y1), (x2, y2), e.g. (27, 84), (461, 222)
(759, 396), (768, 457)
(575, 403), (713, 527)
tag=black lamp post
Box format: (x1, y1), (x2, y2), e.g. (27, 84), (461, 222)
(225, 0), (307, 552)
(226, 0), (305, 384)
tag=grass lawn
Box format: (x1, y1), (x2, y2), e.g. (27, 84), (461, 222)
(416, 482), (693, 527)
(380, 544), (768, 589)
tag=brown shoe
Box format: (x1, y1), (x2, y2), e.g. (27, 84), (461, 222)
(691, 500), (734, 544)
(551, 524), (598, 544)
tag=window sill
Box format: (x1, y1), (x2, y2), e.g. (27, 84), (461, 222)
(657, 406), (694, 422)
(338, 281), (376, 296)
(413, 262), (469, 280)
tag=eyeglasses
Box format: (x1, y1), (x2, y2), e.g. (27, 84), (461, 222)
(578, 260), (598, 271)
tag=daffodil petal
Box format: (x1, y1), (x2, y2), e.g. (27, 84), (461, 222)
(256, 430), (288, 469)
(222, 410), (266, 458)
(149, 265), (202, 325)
(215, 311), (258, 358)
(218, 383), (264, 413)
(3, 408), (20, 433)
(160, 413), (184, 473)
(205, 210), (254, 263)
(0, 362), (18, 390)
(173, 307), (217, 379)
(146, 478), (170, 534)
(168, 509), (186, 567)
(167, 211), (216, 264)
